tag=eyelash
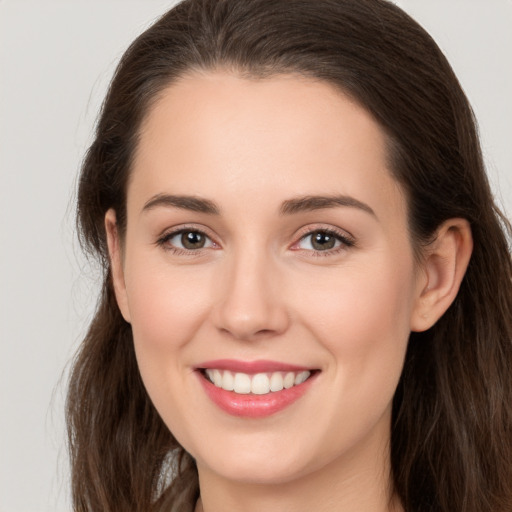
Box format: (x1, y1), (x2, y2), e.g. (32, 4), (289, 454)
(155, 226), (355, 256)
(156, 225), (217, 256)
(292, 227), (355, 257)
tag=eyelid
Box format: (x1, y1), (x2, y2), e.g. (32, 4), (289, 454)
(155, 224), (220, 252)
(290, 224), (356, 253)
(154, 223), (355, 256)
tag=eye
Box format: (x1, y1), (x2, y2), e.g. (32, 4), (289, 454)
(158, 229), (216, 251)
(295, 229), (354, 253)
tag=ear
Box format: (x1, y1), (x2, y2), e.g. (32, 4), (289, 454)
(410, 218), (473, 332)
(105, 209), (131, 323)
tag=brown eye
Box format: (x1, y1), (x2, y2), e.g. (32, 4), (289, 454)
(181, 231), (206, 249)
(294, 228), (354, 254)
(310, 230), (337, 250)
(159, 229), (215, 252)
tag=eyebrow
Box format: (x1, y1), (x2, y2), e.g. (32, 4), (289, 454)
(142, 194), (220, 215)
(141, 193), (375, 218)
(280, 195), (376, 217)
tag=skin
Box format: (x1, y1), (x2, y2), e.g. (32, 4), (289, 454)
(106, 71), (472, 512)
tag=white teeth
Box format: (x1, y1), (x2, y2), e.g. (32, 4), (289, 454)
(251, 373), (270, 395)
(233, 373), (251, 394)
(283, 372), (295, 389)
(222, 370), (234, 391)
(206, 369), (215, 384)
(295, 371), (310, 385)
(269, 372), (284, 392)
(212, 369), (223, 387)
(205, 369), (311, 395)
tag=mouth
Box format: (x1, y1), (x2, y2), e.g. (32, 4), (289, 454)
(195, 360), (320, 418)
(200, 368), (314, 395)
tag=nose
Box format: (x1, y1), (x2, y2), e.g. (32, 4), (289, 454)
(212, 248), (290, 341)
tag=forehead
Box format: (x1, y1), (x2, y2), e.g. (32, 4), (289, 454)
(129, 71), (405, 225)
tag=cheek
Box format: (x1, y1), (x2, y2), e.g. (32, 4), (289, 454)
(122, 259), (216, 441)
(297, 257), (415, 391)
(123, 258), (213, 389)
(126, 261), (207, 343)
(294, 260), (416, 453)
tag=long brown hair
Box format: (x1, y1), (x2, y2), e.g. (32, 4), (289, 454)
(67, 0), (512, 510)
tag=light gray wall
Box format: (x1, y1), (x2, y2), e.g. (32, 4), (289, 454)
(0, 1), (510, 511)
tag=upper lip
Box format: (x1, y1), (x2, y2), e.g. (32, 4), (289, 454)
(196, 359), (314, 374)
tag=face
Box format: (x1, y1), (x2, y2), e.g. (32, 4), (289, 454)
(108, 71), (428, 486)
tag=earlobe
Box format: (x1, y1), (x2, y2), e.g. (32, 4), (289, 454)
(105, 209), (131, 323)
(410, 218), (473, 332)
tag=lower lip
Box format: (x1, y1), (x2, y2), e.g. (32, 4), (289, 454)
(197, 371), (317, 418)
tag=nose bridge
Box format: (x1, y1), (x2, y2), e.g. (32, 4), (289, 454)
(214, 240), (288, 340)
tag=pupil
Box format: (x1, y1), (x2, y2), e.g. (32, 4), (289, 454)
(312, 231), (335, 250)
(182, 231), (205, 249)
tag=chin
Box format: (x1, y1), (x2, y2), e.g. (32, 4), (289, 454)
(191, 433), (329, 486)
(203, 457), (309, 486)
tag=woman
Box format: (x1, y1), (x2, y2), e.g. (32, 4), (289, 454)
(67, 0), (512, 510)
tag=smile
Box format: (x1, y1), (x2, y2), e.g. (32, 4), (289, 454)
(196, 360), (319, 418)
(204, 369), (311, 395)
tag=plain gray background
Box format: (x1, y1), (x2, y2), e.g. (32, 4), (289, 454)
(1, 1), (511, 511)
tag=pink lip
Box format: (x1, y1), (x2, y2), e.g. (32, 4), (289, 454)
(195, 360), (318, 418)
(197, 359), (311, 374)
